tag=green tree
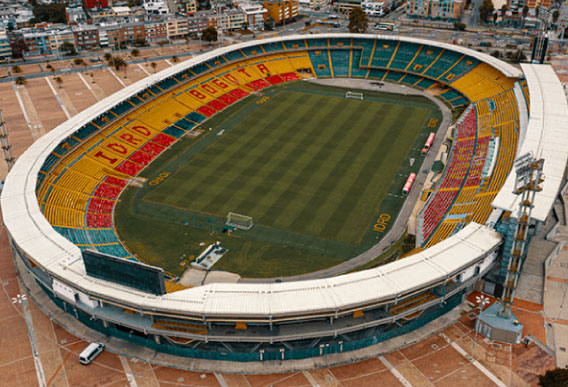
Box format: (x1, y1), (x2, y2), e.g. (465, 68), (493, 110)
(109, 56), (126, 71)
(73, 58), (84, 66)
(150, 61), (158, 73)
(54, 76), (63, 89)
(348, 7), (368, 33)
(507, 49), (526, 63)
(522, 5), (529, 20)
(453, 22), (466, 30)
(171, 55), (179, 63)
(490, 49), (501, 58)
(479, 0), (495, 23)
(15, 76), (26, 85)
(201, 27), (218, 43)
(30, 2), (67, 24)
(103, 53), (112, 61)
(242, 21), (249, 31)
(131, 48), (140, 57)
(11, 65), (22, 74)
(11, 38), (28, 60)
(60, 41), (77, 56)
(539, 367), (568, 386)
(553, 10), (560, 24)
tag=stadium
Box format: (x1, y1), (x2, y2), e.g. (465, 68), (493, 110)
(2, 33), (567, 364)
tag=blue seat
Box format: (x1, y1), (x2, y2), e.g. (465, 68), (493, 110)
(148, 85), (162, 96)
(441, 89), (461, 101)
(400, 73), (421, 86)
(92, 112), (116, 128)
(110, 101), (131, 117)
(87, 228), (119, 244)
(329, 38), (351, 48)
(409, 45), (444, 75)
(175, 118), (196, 130)
(371, 41), (397, 68)
(450, 96), (469, 107)
(173, 69), (194, 83)
(306, 38), (327, 48)
(308, 50), (332, 77)
(384, 71), (404, 82)
(163, 126), (185, 138)
(354, 38), (375, 68)
(367, 68), (386, 80)
(54, 227), (91, 245)
(186, 112), (206, 124)
(389, 42), (420, 71)
(224, 50), (245, 62)
(40, 153), (59, 173)
(52, 136), (79, 156)
(283, 40), (306, 50)
(241, 45), (263, 57)
(157, 77), (178, 91)
(329, 49), (350, 77)
(423, 50), (463, 79)
(205, 57), (226, 69)
(190, 63), (209, 75)
(350, 49), (367, 78)
(414, 78), (436, 90)
(262, 42), (284, 52)
(75, 123), (99, 140)
(94, 243), (131, 258)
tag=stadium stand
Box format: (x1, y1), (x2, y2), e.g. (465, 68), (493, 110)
(6, 34), (536, 362)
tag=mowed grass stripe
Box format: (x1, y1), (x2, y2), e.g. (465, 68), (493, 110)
(216, 95), (347, 217)
(283, 101), (392, 233)
(293, 103), (401, 240)
(149, 93), (304, 207)
(264, 100), (376, 229)
(333, 110), (429, 241)
(319, 107), (425, 242)
(199, 93), (343, 215)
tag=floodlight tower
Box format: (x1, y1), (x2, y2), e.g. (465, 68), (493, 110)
(0, 110), (15, 173)
(499, 153), (544, 318)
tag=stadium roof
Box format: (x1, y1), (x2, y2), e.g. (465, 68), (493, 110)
(1, 34), (510, 319)
(492, 64), (568, 222)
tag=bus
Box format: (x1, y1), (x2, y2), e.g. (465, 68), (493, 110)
(402, 173), (417, 196)
(421, 132), (435, 156)
(374, 22), (396, 31)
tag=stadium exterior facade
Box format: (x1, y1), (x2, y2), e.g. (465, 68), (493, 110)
(3, 34), (567, 362)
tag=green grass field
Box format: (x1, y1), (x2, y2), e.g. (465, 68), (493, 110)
(115, 82), (442, 278)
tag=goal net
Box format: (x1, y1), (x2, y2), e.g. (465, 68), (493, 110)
(226, 212), (254, 230)
(345, 91), (364, 100)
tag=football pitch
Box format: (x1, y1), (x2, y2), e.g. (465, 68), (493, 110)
(115, 82), (442, 278)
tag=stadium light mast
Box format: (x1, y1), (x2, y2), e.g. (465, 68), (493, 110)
(499, 153), (544, 318)
(0, 110), (15, 173)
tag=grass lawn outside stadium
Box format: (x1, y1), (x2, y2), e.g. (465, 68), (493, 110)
(115, 81), (443, 278)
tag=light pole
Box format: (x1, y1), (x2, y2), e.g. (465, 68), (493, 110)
(472, 294), (490, 357)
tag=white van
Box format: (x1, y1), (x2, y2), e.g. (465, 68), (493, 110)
(79, 342), (105, 365)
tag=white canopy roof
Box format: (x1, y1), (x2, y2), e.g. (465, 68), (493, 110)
(1, 34), (507, 318)
(492, 64), (568, 222)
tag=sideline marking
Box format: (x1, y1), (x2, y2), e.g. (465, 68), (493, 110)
(45, 77), (71, 119)
(11, 81), (39, 140)
(107, 67), (126, 87)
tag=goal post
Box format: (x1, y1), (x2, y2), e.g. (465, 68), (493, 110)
(345, 91), (364, 100)
(226, 212), (254, 230)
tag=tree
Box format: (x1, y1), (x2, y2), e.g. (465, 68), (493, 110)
(453, 22), (466, 30)
(109, 56), (126, 72)
(103, 53), (112, 61)
(30, 2), (67, 24)
(150, 61), (157, 73)
(158, 40), (167, 54)
(73, 58), (84, 66)
(490, 49), (501, 58)
(507, 49), (526, 63)
(171, 55), (179, 63)
(348, 7), (368, 33)
(522, 5), (529, 20)
(11, 65), (22, 74)
(11, 38), (28, 60)
(553, 10), (560, 24)
(131, 48), (140, 57)
(122, 61), (128, 78)
(479, 0), (495, 23)
(201, 27), (218, 44)
(54, 76), (63, 89)
(500, 5), (507, 23)
(15, 76), (26, 85)
(242, 21), (249, 31)
(539, 367), (568, 386)
(60, 41), (77, 56)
